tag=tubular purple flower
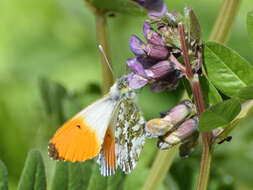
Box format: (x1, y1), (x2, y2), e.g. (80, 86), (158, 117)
(148, 2), (167, 18)
(127, 73), (148, 89)
(132, 0), (167, 18)
(149, 70), (181, 93)
(143, 22), (164, 46)
(126, 58), (146, 76)
(145, 60), (175, 79)
(129, 35), (146, 56)
(144, 43), (169, 59)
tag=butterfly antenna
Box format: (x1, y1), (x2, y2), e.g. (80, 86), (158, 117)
(98, 45), (115, 78)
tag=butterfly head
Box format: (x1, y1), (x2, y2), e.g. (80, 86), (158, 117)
(110, 75), (137, 101)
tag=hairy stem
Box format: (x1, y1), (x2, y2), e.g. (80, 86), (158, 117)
(209, 0), (242, 43)
(141, 146), (178, 190)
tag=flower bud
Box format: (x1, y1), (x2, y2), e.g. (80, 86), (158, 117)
(143, 22), (164, 46)
(144, 43), (169, 59)
(157, 116), (199, 150)
(145, 100), (195, 137)
(161, 100), (195, 124)
(129, 35), (146, 56)
(128, 73), (148, 89)
(132, 0), (167, 19)
(145, 60), (175, 79)
(126, 58), (146, 76)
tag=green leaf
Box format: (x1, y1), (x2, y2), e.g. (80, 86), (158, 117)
(87, 165), (107, 190)
(51, 162), (68, 190)
(204, 42), (253, 97)
(0, 160), (8, 190)
(238, 84), (253, 100)
(39, 78), (67, 124)
(51, 161), (94, 190)
(199, 99), (241, 131)
(17, 150), (46, 190)
(184, 7), (201, 42)
(87, 0), (146, 15)
(199, 76), (223, 107)
(247, 10), (253, 48)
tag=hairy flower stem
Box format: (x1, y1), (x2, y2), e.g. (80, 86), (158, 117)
(178, 23), (213, 190)
(86, 1), (114, 94)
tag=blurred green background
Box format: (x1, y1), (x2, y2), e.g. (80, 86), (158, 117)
(0, 0), (253, 189)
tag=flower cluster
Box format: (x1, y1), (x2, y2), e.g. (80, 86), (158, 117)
(127, 4), (202, 93)
(145, 100), (199, 157)
(128, 1), (204, 156)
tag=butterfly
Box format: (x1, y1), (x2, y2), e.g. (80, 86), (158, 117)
(48, 75), (146, 176)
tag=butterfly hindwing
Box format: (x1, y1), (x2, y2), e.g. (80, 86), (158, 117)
(115, 99), (146, 174)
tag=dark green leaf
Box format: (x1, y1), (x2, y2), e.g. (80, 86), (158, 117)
(184, 7), (201, 42)
(204, 42), (253, 97)
(87, 0), (146, 15)
(247, 10), (253, 48)
(87, 165), (107, 190)
(199, 76), (223, 107)
(51, 161), (94, 190)
(51, 162), (69, 190)
(17, 150), (46, 190)
(237, 84), (253, 100)
(199, 99), (241, 131)
(107, 170), (124, 190)
(0, 160), (8, 190)
(39, 78), (67, 124)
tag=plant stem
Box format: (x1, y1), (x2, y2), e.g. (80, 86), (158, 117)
(95, 14), (114, 94)
(209, 0), (242, 43)
(178, 23), (213, 190)
(196, 0), (242, 189)
(86, 1), (114, 94)
(141, 146), (178, 190)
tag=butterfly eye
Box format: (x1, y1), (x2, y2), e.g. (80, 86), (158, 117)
(76, 125), (81, 129)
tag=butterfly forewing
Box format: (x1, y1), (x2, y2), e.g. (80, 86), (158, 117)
(115, 99), (146, 174)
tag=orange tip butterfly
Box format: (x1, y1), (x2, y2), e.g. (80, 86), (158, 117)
(48, 72), (146, 176)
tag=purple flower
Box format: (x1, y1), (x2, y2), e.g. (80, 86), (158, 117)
(145, 60), (175, 79)
(143, 22), (164, 46)
(133, 0), (167, 18)
(144, 44), (169, 59)
(129, 35), (146, 56)
(126, 58), (146, 76)
(149, 70), (181, 93)
(128, 73), (148, 89)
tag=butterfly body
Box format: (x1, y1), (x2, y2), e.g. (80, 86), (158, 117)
(49, 75), (146, 176)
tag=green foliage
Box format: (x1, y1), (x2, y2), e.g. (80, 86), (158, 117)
(199, 76), (222, 107)
(247, 10), (253, 48)
(39, 78), (67, 124)
(204, 42), (253, 97)
(0, 160), (8, 190)
(17, 150), (46, 190)
(87, 164), (124, 190)
(237, 84), (253, 100)
(87, 0), (146, 15)
(51, 161), (94, 190)
(199, 99), (241, 131)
